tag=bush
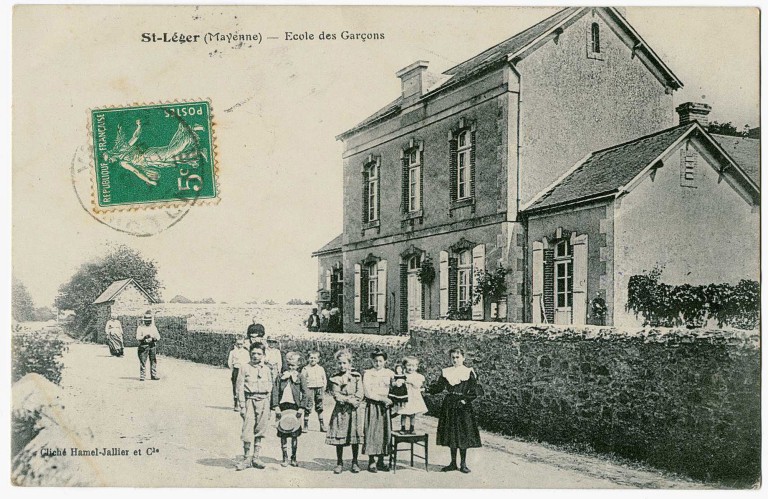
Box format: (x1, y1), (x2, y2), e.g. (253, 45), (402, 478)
(12, 330), (69, 385)
(627, 267), (759, 329)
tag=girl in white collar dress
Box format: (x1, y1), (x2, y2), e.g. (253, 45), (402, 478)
(428, 347), (483, 473)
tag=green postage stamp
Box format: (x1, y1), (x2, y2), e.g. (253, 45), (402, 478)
(90, 100), (218, 211)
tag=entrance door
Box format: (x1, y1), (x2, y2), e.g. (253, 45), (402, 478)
(407, 255), (422, 322)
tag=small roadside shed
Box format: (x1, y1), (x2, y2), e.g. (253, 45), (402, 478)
(92, 278), (156, 317)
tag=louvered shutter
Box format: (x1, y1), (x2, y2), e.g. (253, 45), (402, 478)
(448, 257), (458, 312)
(361, 171), (369, 224)
(402, 157), (409, 213)
(449, 138), (458, 204)
(472, 244), (485, 320)
(470, 131), (476, 202)
(353, 264), (361, 323)
(376, 260), (387, 322)
(439, 251), (449, 317)
(532, 241), (544, 323)
(325, 269), (332, 290)
(572, 234), (588, 325)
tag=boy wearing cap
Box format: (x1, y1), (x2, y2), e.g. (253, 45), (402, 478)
(301, 351), (327, 432)
(236, 341), (275, 471)
(271, 351), (310, 467)
(135, 311), (160, 381)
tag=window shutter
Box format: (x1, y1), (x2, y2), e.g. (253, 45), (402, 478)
(448, 257), (458, 312)
(543, 249), (555, 323)
(449, 138), (458, 204)
(472, 244), (485, 320)
(470, 131), (476, 201)
(354, 264), (361, 323)
(361, 266), (369, 317)
(402, 157), (409, 213)
(572, 234), (589, 324)
(325, 269), (332, 290)
(399, 262), (408, 332)
(532, 241), (544, 323)
(439, 250), (449, 317)
(362, 171), (369, 224)
(376, 260), (387, 322)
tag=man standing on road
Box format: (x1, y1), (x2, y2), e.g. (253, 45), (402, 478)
(136, 310), (160, 381)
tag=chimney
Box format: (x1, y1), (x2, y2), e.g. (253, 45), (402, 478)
(396, 61), (430, 104)
(676, 102), (712, 127)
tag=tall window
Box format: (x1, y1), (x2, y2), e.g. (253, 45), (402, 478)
(457, 131), (472, 199)
(367, 262), (379, 313)
(554, 240), (573, 309)
(367, 161), (379, 222)
(457, 250), (472, 309)
(408, 254), (421, 271)
(590, 23), (601, 54)
(408, 149), (421, 212)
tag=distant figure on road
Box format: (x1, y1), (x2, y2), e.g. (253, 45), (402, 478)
(136, 311), (160, 381)
(305, 308), (321, 332)
(428, 347), (484, 474)
(246, 317), (265, 346)
(104, 312), (124, 357)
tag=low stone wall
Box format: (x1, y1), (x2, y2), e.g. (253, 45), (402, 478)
(406, 320), (760, 484)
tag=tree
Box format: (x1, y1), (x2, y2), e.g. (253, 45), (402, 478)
(55, 245), (162, 333)
(707, 121), (739, 137)
(12, 279), (36, 322)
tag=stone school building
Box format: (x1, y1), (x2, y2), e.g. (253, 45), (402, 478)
(313, 6), (760, 334)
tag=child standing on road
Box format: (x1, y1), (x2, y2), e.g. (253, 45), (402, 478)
(325, 349), (364, 474)
(398, 356), (428, 434)
(227, 336), (250, 411)
(362, 349), (394, 473)
(272, 352), (310, 467)
(236, 341), (275, 471)
(300, 350), (327, 432)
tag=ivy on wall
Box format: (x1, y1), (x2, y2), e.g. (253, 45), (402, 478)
(626, 266), (759, 329)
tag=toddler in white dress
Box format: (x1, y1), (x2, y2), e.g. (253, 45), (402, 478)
(397, 356), (428, 434)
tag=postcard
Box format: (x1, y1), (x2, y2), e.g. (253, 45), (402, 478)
(11, 5), (760, 488)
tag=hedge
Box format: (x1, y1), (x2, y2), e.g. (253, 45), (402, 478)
(88, 314), (759, 484)
(12, 329), (69, 385)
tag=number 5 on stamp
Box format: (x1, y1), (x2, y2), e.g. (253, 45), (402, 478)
(89, 100), (219, 211)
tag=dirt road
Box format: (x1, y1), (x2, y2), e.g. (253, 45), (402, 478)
(56, 342), (705, 488)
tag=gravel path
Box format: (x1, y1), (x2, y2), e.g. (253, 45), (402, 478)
(57, 342), (706, 488)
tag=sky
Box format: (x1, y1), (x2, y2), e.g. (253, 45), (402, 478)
(12, 5), (760, 307)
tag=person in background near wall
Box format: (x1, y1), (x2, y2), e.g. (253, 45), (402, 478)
(246, 318), (265, 346)
(227, 336), (250, 411)
(105, 311), (124, 357)
(305, 308), (321, 332)
(135, 310), (160, 381)
(328, 305), (341, 333)
(264, 337), (283, 380)
(320, 304), (331, 332)
(362, 349), (394, 472)
(428, 347), (484, 473)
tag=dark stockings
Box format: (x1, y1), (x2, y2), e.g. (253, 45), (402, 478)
(460, 448), (467, 467)
(336, 444), (360, 465)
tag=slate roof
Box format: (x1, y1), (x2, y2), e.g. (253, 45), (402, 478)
(312, 233), (343, 256)
(339, 7), (682, 140)
(93, 278), (155, 305)
(712, 134), (760, 187)
(524, 123), (760, 213)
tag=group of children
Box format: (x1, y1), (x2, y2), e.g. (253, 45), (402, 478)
(227, 325), (483, 474)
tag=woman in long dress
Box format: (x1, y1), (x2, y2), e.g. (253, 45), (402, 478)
(428, 347), (483, 473)
(104, 312), (124, 357)
(362, 349), (394, 472)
